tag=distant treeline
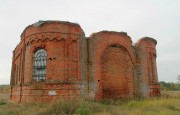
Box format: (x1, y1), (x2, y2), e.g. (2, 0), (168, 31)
(0, 85), (10, 94)
(159, 81), (180, 91)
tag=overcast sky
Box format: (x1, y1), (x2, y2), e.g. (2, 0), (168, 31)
(0, 0), (180, 84)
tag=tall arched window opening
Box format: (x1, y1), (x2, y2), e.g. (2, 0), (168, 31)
(33, 49), (47, 81)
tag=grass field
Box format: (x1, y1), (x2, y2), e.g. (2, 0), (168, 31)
(0, 90), (180, 115)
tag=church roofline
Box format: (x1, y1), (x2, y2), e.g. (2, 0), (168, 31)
(89, 30), (129, 37)
(20, 20), (82, 38)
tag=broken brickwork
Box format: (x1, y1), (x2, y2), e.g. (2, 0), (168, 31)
(10, 20), (160, 103)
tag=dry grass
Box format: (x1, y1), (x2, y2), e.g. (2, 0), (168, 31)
(0, 85), (10, 94)
(40, 97), (81, 115)
(0, 94), (9, 100)
(0, 91), (180, 115)
(161, 91), (180, 98)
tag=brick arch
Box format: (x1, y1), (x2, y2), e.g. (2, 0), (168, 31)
(33, 49), (47, 81)
(100, 44), (134, 99)
(101, 44), (134, 65)
(93, 40), (135, 99)
(30, 44), (48, 82)
(94, 39), (135, 65)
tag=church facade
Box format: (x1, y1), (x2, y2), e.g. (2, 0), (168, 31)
(10, 20), (160, 103)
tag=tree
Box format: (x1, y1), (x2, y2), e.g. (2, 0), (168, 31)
(177, 75), (180, 83)
(159, 81), (180, 91)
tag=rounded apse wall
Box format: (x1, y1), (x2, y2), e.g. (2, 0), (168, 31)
(11, 21), (85, 102)
(21, 20), (84, 83)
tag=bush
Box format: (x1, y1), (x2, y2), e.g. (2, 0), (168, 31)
(43, 97), (81, 115)
(76, 102), (91, 115)
(0, 101), (6, 105)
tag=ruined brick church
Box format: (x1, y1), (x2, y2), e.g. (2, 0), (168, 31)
(10, 20), (160, 103)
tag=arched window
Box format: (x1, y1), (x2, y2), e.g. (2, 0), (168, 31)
(33, 49), (47, 81)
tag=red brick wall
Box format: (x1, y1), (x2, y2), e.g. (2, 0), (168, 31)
(101, 45), (133, 99)
(88, 31), (135, 99)
(10, 21), (84, 102)
(135, 38), (160, 97)
(10, 21), (160, 103)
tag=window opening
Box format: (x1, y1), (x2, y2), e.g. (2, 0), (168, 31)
(33, 49), (47, 81)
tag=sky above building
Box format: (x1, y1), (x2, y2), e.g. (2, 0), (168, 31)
(0, 0), (180, 84)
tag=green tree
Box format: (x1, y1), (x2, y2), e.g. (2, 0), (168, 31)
(177, 75), (180, 83)
(159, 81), (180, 91)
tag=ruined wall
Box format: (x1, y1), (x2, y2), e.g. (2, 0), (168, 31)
(135, 37), (160, 97)
(10, 21), (160, 103)
(11, 21), (85, 102)
(88, 31), (136, 99)
(134, 38), (160, 97)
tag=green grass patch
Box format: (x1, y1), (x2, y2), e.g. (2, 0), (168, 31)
(0, 101), (6, 105)
(76, 102), (91, 115)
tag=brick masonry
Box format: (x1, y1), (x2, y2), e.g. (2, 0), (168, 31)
(10, 20), (160, 103)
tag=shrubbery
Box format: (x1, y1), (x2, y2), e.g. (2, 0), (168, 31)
(159, 81), (180, 91)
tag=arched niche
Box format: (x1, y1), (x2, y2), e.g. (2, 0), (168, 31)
(70, 40), (79, 81)
(101, 44), (134, 99)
